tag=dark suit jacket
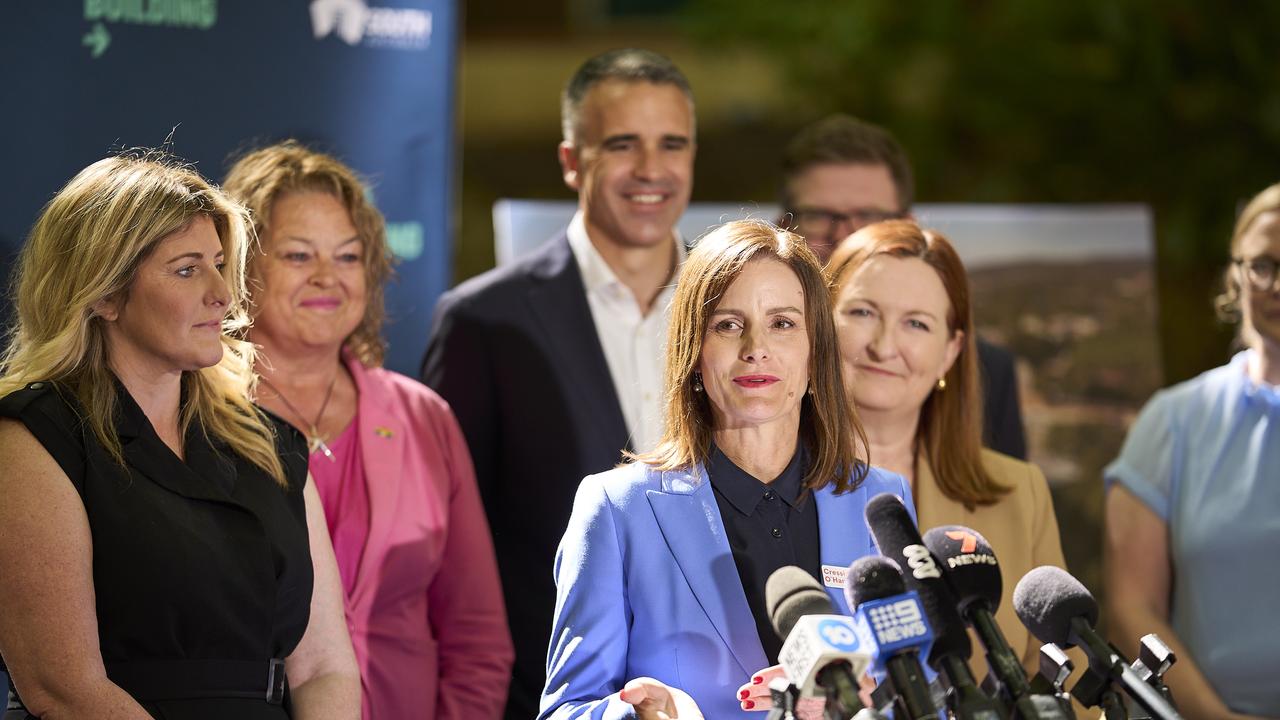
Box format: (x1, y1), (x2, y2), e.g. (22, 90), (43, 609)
(977, 337), (1027, 460)
(421, 232), (630, 720)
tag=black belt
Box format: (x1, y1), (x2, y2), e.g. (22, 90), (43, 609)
(106, 658), (288, 705)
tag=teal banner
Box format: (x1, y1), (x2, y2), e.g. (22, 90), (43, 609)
(0, 0), (459, 374)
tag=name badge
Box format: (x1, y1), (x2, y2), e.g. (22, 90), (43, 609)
(821, 564), (847, 589)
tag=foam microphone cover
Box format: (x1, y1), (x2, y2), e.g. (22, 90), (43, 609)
(1012, 565), (1100, 647)
(922, 525), (1003, 614)
(844, 555), (907, 609)
(864, 493), (972, 664)
(766, 565), (836, 640)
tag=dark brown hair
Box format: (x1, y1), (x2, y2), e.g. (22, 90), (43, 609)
(780, 114), (914, 211)
(561, 48), (693, 144)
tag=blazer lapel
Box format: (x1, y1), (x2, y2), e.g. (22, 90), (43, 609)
(646, 465), (769, 677)
(525, 235), (630, 450)
(115, 385), (236, 506)
(344, 356), (404, 609)
(815, 484), (878, 615)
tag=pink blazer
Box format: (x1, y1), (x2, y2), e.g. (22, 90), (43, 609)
(342, 355), (513, 719)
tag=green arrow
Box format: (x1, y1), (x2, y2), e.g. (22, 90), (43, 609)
(82, 22), (111, 59)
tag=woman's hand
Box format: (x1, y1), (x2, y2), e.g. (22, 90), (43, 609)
(619, 677), (704, 719)
(735, 665), (786, 711)
(736, 664), (878, 715)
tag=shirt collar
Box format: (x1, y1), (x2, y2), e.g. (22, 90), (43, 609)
(1234, 350), (1280, 412)
(566, 210), (686, 297)
(707, 442), (809, 516)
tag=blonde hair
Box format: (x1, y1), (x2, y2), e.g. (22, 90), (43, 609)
(0, 152), (286, 485)
(637, 219), (869, 493)
(827, 220), (1007, 509)
(1216, 183), (1280, 336)
(223, 141), (394, 366)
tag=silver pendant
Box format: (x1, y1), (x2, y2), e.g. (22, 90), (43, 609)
(309, 436), (335, 462)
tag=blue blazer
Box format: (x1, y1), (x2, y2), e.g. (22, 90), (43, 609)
(540, 461), (915, 720)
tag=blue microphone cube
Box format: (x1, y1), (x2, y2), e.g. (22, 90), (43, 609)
(853, 590), (935, 666)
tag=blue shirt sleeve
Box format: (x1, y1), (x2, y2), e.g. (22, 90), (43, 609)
(1104, 389), (1177, 521)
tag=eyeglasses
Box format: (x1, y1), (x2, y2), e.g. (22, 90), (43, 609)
(1233, 255), (1280, 292)
(790, 206), (908, 239)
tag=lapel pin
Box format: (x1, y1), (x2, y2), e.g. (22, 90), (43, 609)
(374, 426), (394, 439)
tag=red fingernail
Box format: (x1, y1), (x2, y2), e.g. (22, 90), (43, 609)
(752, 675), (763, 684)
(743, 700), (756, 710)
(739, 689), (750, 700)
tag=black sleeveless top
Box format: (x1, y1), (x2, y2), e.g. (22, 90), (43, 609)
(0, 381), (312, 719)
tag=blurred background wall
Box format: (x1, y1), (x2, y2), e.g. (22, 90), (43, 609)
(454, 0), (1280, 603)
(456, 0), (1280, 384)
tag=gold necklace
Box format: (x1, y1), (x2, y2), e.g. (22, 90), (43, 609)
(259, 373), (338, 462)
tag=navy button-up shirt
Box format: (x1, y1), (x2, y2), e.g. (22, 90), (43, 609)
(707, 443), (821, 665)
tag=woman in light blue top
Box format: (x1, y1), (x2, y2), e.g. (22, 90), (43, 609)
(1104, 182), (1280, 720)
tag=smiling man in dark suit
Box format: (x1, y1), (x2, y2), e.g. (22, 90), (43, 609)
(421, 48), (694, 720)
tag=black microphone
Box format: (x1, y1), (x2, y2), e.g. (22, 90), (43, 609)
(923, 526), (1072, 720)
(1013, 566), (1182, 720)
(864, 493), (1003, 720)
(765, 566), (870, 719)
(843, 555), (939, 720)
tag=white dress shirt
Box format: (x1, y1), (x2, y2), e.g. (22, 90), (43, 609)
(566, 211), (684, 454)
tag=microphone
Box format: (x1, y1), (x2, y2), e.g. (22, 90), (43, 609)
(923, 526), (1071, 719)
(843, 555), (938, 720)
(1131, 634), (1177, 707)
(766, 677), (800, 720)
(864, 494), (1004, 720)
(1013, 566), (1182, 720)
(765, 566), (872, 720)
(1028, 643), (1076, 710)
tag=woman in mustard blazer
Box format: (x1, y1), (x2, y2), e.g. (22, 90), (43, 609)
(825, 220), (1071, 682)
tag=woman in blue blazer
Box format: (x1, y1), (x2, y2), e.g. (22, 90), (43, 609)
(540, 220), (914, 720)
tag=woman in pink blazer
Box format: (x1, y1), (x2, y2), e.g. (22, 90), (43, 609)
(225, 142), (513, 719)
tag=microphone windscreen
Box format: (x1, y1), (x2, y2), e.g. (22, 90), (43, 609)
(766, 565), (836, 640)
(844, 555), (906, 609)
(1012, 566), (1100, 647)
(864, 493), (972, 665)
(922, 525), (1002, 613)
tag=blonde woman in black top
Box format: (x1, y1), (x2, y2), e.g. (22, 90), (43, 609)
(0, 153), (360, 719)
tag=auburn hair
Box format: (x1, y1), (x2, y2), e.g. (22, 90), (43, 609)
(827, 220), (1007, 508)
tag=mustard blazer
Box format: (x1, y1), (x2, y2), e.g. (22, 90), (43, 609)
(913, 448), (1069, 682)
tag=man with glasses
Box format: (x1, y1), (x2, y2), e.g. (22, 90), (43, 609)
(778, 114), (1028, 458)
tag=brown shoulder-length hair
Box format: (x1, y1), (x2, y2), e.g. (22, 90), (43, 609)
(223, 141), (394, 366)
(636, 219), (870, 493)
(826, 220), (1007, 508)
